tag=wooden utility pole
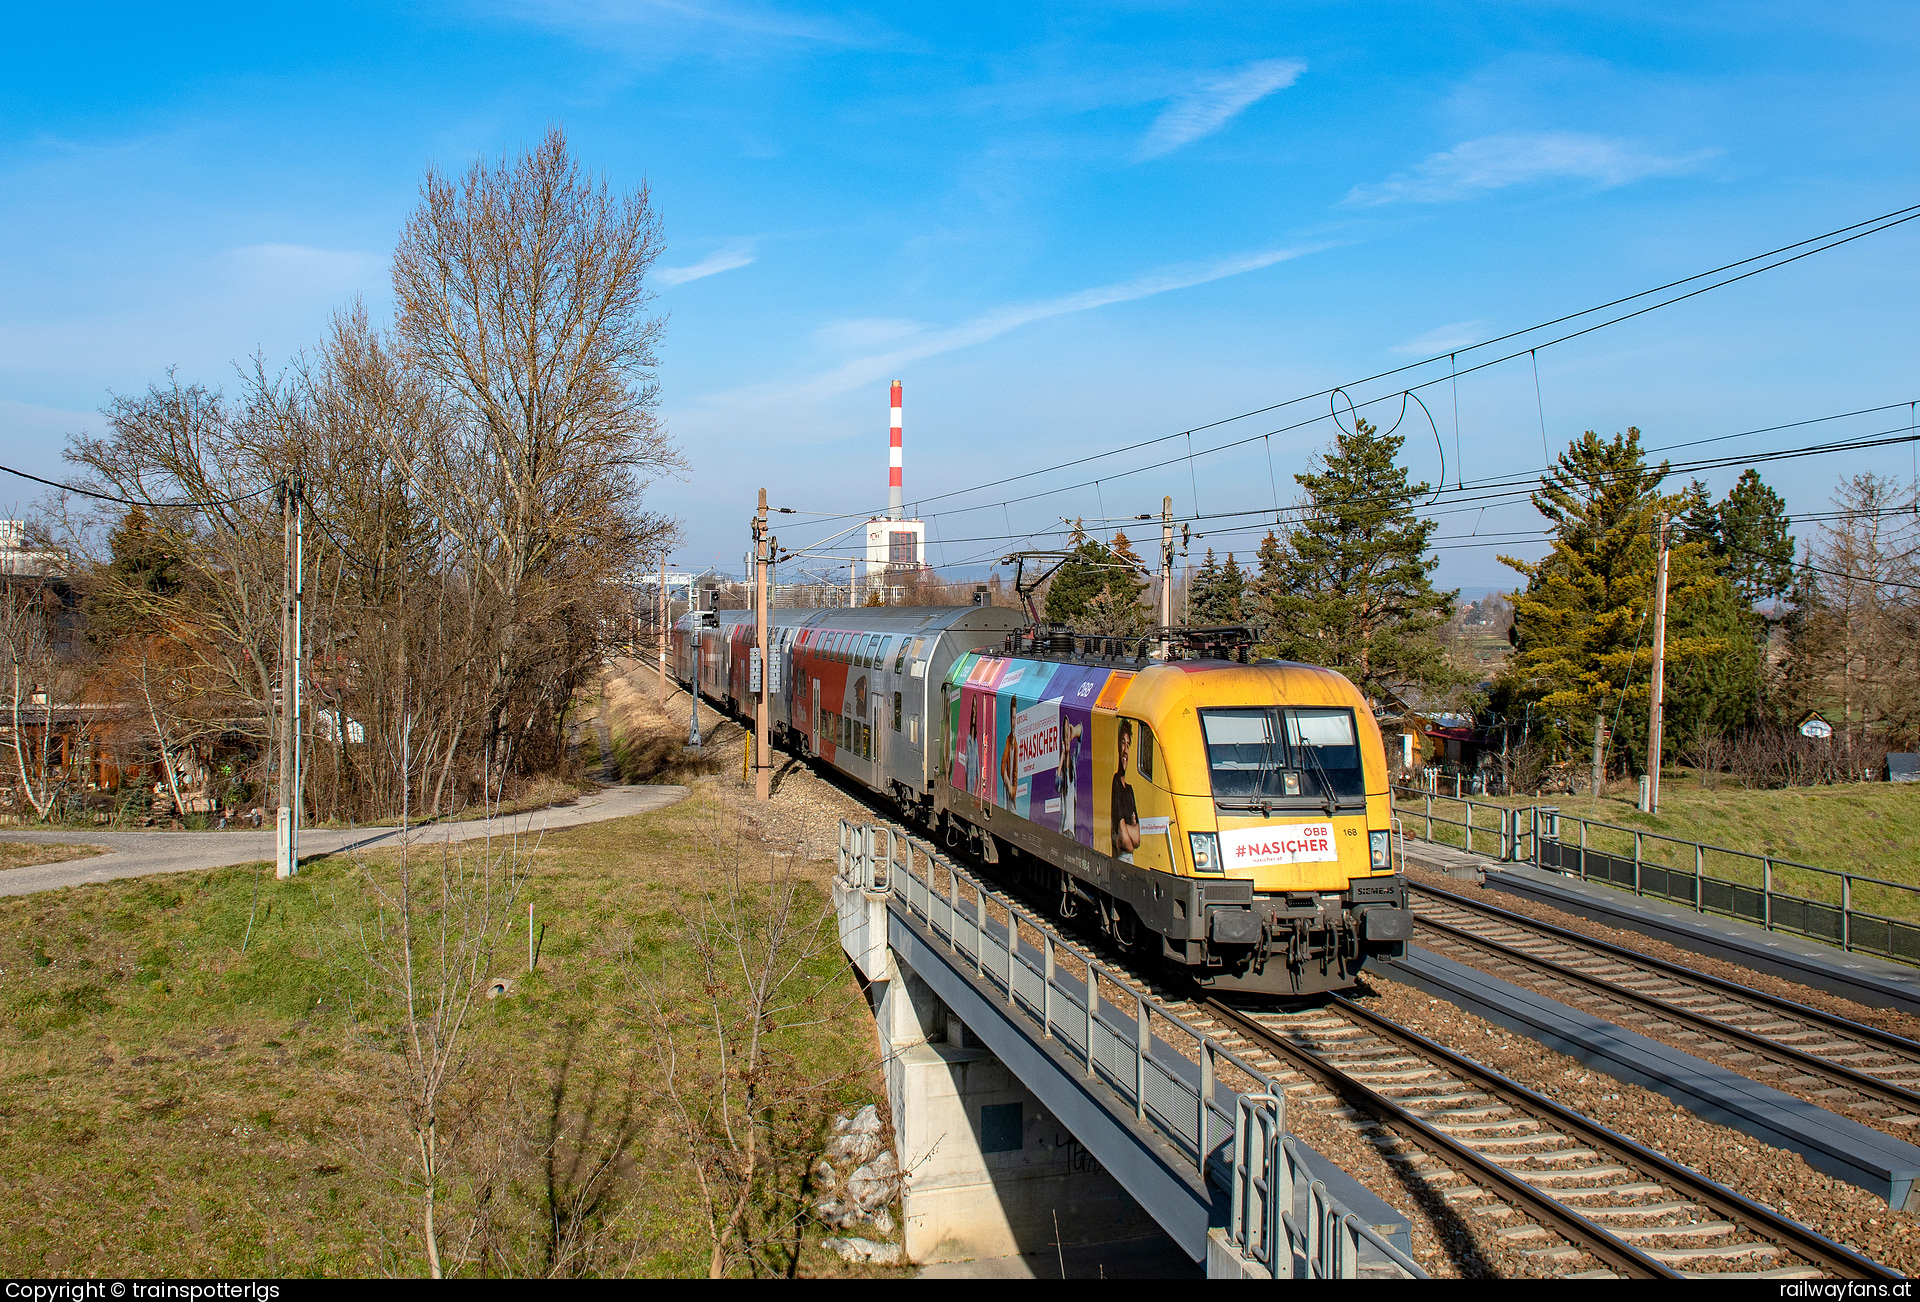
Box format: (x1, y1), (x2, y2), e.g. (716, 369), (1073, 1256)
(1590, 711), (1607, 798)
(754, 489), (772, 801)
(1158, 495), (1173, 656)
(657, 552), (668, 702)
(1643, 512), (1672, 813)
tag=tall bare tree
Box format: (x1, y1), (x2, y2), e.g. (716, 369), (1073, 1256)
(388, 126), (681, 773)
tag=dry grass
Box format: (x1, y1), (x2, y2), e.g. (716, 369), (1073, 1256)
(0, 772), (889, 1277)
(1402, 781), (1920, 878)
(0, 842), (104, 872)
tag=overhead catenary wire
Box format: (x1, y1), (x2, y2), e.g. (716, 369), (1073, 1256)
(0, 462), (278, 510)
(795, 201), (1920, 527)
(780, 419), (1920, 561)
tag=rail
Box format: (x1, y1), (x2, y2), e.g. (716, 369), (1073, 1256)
(1390, 784), (1920, 967)
(834, 819), (1424, 1279)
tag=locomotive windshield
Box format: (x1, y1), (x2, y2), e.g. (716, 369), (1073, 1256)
(1200, 706), (1365, 806)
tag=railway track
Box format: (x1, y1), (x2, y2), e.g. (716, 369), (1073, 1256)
(1188, 995), (1898, 1280)
(1409, 880), (1920, 1131)
(738, 720), (1906, 1277)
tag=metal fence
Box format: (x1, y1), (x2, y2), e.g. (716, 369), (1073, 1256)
(835, 820), (1424, 1280)
(1390, 785), (1920, 967)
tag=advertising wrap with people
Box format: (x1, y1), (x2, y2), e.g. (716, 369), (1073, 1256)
(945, 652), (1177, 869)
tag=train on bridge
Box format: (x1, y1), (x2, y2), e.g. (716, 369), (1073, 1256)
(671, 606), (1411, 996)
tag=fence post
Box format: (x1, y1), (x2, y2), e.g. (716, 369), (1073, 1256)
(1006, 903), (1017, 995)
(1042, 931), (1055, 1038)
(1634, 829), (1643, 896)
(1135, 992), (1150, 1121)
(1844, 875), (1853, 953)
(1694, 842), (1704, 914)
(1086, 962), (1102, 1077)
(948, 860), (960, 953)
(976, 883), (988, 976)
(1764, 859), (1774, 929)
(1464, 801), (1472, 855)
(1579, 818), (1588, 881)
(1425, 793), (1432, 841)
(1199, 1042), (1214, 1178)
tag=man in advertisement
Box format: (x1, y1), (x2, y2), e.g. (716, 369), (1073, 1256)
(1111, 718), (1142, 863)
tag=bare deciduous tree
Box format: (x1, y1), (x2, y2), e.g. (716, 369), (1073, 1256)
(349, 823), (530, 1277)
(629, 830), (858, 1278)
(388, 126), (682, 775)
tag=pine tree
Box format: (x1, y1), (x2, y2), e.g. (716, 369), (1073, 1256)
(1715, 469), (1796, 605)
(1043, 526), (1147, 633)
(1254, 418), (1460, 706)
(83, 505), (186, 643)
(1495, 428), (1755, 771)
(1186, 549), (1222, 624)
(1217, 552), (1246, 622)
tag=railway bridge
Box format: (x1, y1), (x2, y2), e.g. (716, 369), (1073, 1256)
(830, 819), (1422, 1279)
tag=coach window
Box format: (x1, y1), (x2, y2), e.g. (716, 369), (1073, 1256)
(893, 691), (902, 732)
(868, 634), (883, 666)
(893, 641), (908, 673)
(879, 636), (892, 669)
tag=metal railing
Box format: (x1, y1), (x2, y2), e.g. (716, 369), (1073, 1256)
(1390, 785), (1920, 967)
(1228, 1094), (1423, 1279)
(835, 819), (1425, 1279)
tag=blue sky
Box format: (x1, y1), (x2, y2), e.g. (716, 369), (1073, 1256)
(3, 2), (1917, 594)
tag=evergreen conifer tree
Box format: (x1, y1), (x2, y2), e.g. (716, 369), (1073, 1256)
(1496, 428), (1755, 772)
(1715, 469), (1796, 605)
(1044, 522), (1147, 632)
(1254, 418), (1459, 706)
(1217, 552), (1246, 622)
(1186, 548), (1222, 624)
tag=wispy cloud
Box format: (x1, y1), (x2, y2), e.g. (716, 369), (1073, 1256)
(1136, 58), (1305, 161)
(502, 0), (881, 49)
(811, 317), (925, 350)
(762, 242), (1328, 404)
(1344, 132), (1710, 205)
(656, 241), (757, 285)
(231, 243), (374, 294)
(1391, 320), (1490, 356)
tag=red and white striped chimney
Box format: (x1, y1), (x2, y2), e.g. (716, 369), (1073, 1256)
(887, 380), (904, 520)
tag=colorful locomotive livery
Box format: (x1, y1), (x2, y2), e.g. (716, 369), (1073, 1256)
(675, 606), (1411, 997)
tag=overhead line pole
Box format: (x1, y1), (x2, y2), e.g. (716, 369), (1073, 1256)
(275, 477), (303, 880)
(754, 489), (772, 802)
(1643, 512), (1672, 813)
(657, 552), (668, 702)
(1159, 495), (1173, 658)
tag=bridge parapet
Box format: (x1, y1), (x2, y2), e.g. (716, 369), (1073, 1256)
(833, 819), (1425, 1279)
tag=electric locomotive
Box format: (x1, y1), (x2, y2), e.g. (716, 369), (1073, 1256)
(672, 608), (1410, 997)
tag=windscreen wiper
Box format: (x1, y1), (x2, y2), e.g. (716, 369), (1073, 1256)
(1299, 742), (1340, 817)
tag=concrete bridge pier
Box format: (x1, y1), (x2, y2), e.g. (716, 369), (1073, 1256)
(867, 953), (1172, 1265)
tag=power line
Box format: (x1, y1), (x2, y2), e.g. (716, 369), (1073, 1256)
(802, 200), (1920, 525)
(0, 462), (276, 510)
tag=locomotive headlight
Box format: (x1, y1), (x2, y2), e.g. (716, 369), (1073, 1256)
(1369, 830), (1392, 870)
(1189, 832), (1222, 873)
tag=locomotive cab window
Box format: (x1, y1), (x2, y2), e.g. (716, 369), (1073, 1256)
(1200, 706), (1365, 805)
(1136, 723), (1155, 782)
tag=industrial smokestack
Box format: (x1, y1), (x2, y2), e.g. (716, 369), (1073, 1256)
(888, 380), (903, 520)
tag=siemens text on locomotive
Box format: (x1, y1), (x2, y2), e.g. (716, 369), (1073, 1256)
(671, 605), (1411, 996)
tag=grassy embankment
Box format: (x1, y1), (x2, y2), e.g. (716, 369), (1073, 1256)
(1397, 780), (1920, 919)
(0, 776), (888, 1277)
